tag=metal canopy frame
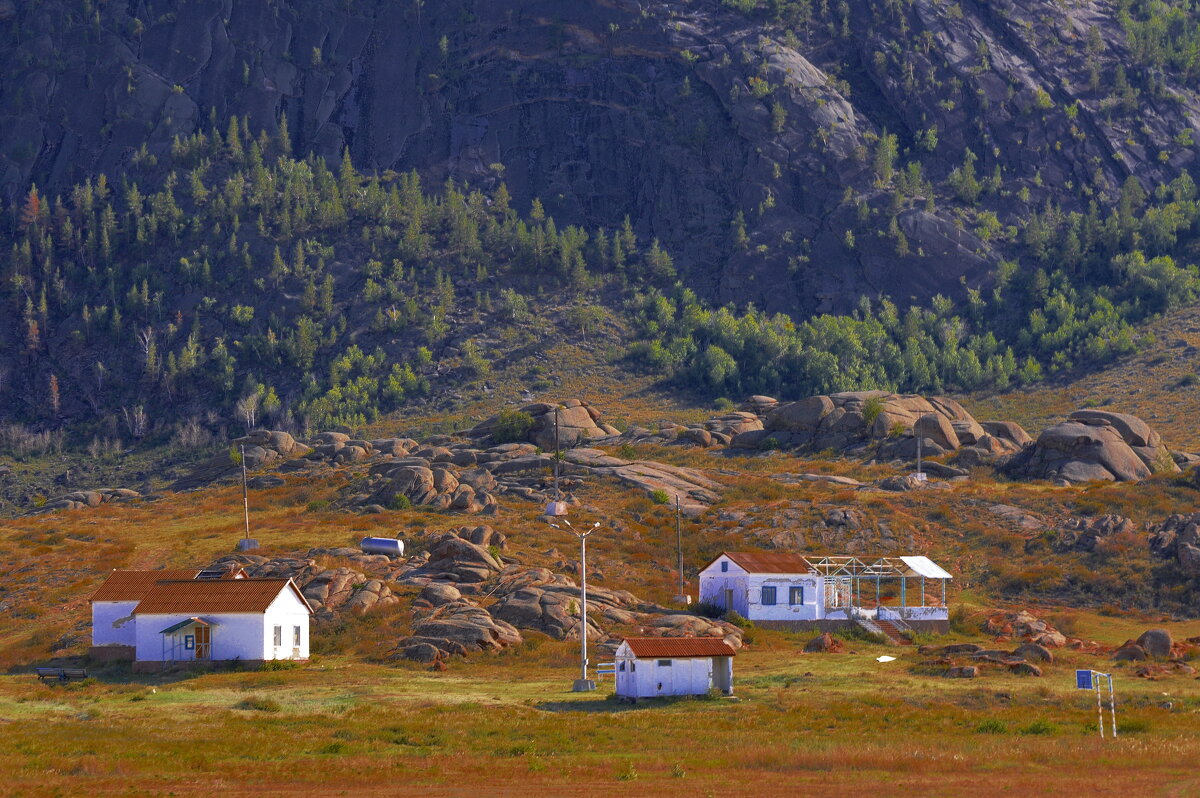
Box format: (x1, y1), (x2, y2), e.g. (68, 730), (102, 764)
(802, 556), (950, 580)
(802, 556), (951, 611)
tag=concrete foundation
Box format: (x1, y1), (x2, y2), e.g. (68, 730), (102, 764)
(88, 645), (135, 663)
(754, 619), (949, 635)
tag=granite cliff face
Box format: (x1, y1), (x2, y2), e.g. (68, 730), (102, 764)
(3, 0), (1198, 313)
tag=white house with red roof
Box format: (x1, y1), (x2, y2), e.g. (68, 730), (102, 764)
(89, 568), (312, 667)
(698, 551), (952, 633)
(614, 637), (736, 700)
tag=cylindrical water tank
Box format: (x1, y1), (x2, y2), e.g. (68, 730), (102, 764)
(360, 536), (404, 557)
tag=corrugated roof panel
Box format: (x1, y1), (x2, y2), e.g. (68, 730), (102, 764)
(89, 569), (201, 602)
(722, 552), (812, 574)
(899, 556), (953, 579)
(134, 578), (309, 615)
(623, 637), (737, 658)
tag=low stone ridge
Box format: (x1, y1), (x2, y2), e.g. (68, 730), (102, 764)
(563, 448), (721, 516)
(1005, 410), (1178, 484)
(728, 392), (1025, 464)
(1149, 513), (1200, 576)
(31, 487), (141, 514)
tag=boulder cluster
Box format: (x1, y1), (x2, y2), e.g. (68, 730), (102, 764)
(211, 547), (403, 620)
(467, 400), (618, 449)
(1006, 410), (1178, 483)
(35, 487), (141, 513)
(1111, 629), (1199, 677)
(916, 641), (1052, 678)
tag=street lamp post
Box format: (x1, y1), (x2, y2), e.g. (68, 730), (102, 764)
(552, 518), (599, 692)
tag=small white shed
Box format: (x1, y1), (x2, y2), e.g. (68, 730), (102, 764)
(614, 637), (736, 700)
(132, 578), (313, 665)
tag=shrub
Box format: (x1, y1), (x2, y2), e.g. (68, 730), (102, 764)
(974, 719), (1007, 734)
(616, 443), (636, 459)
(492, 408), (534, 444)
(389, 495), (413, 511)
(305, 499), (330, 512)
(756, 436), (781, 451)
(1118, 719), (1150, 734)
(235, 696), (281, 712)
(692, 600), (725, 619)
(721, 610), (754, 630)
(650, 489), (671, 504)
(862, 396), (885, 426)
(713, 397), (735, 412)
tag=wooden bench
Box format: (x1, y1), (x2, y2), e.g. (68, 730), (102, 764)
(35, 667), (88, 682)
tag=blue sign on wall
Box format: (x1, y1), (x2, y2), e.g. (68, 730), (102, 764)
(1076, 669), (1094, 690)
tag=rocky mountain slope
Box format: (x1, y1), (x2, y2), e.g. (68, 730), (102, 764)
(4, 0), (1200, 316)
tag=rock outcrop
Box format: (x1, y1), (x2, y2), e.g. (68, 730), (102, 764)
(32, 487), (141, 514)
(1006, 410), (1177, 483)
(467, 400), (608, 449)
(735, 392), (1022, 462)
(1149, 513), (1200, 576)
(1053, 515), (1137, 552)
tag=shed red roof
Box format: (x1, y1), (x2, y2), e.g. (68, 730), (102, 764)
(719, 551), (812, 574)
(134, 578), (311, 615)
(623, 637), (737, 658)
(89, 569), (201, 602)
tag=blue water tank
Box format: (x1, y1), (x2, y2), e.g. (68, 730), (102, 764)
(360, 537), (404, 557)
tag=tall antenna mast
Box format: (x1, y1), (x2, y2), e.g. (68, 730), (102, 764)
(676, 494), (685, 602)
(237, 445), (258, 551)
(554, 407), (561, 501)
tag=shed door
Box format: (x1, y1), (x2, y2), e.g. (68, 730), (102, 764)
(655, 660), (672, 696)
(194, 625), (211, 660)
(723, 589), (733, 612)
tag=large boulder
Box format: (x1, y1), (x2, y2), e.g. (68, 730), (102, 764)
(1136, 629), (1174, 659)
(424, 533), (502, 582)
(1005, 410), (1176, 483)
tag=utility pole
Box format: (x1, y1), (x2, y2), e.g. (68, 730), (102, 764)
(672, 494), (688, 605)
(551, 518), (599, 692)
(236, 445), (259, 551)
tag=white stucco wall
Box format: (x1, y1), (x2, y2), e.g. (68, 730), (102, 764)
(699, 556), (824, 621)
(261, 589), (310, 660)
(135, 613), (270, 662)
(615, 649), (717, 698)
(698, 556), (750, 616)
(743, 573), (823, 621)
(91, 601), (138, 646)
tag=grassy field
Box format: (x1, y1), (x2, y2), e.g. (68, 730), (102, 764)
(3, 628), (1200, 796)
(4, 391), (1200, 794)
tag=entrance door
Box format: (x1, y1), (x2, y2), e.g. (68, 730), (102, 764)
(724, 589), (734, 612)
(194, 625), (211, 659)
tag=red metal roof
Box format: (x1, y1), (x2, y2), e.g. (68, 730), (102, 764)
(89, 569), (201, 602)
(719, 551), (813, 574)
(134, 578), (312, 615)
(623, 637), (737, 658)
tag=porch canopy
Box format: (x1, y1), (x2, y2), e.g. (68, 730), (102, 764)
(159, 617), (216, 661)
(803, 556), (952, 609)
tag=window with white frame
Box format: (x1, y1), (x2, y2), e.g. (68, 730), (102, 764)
(273, 625), (282, 647)
(293, 625), (301, 647)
